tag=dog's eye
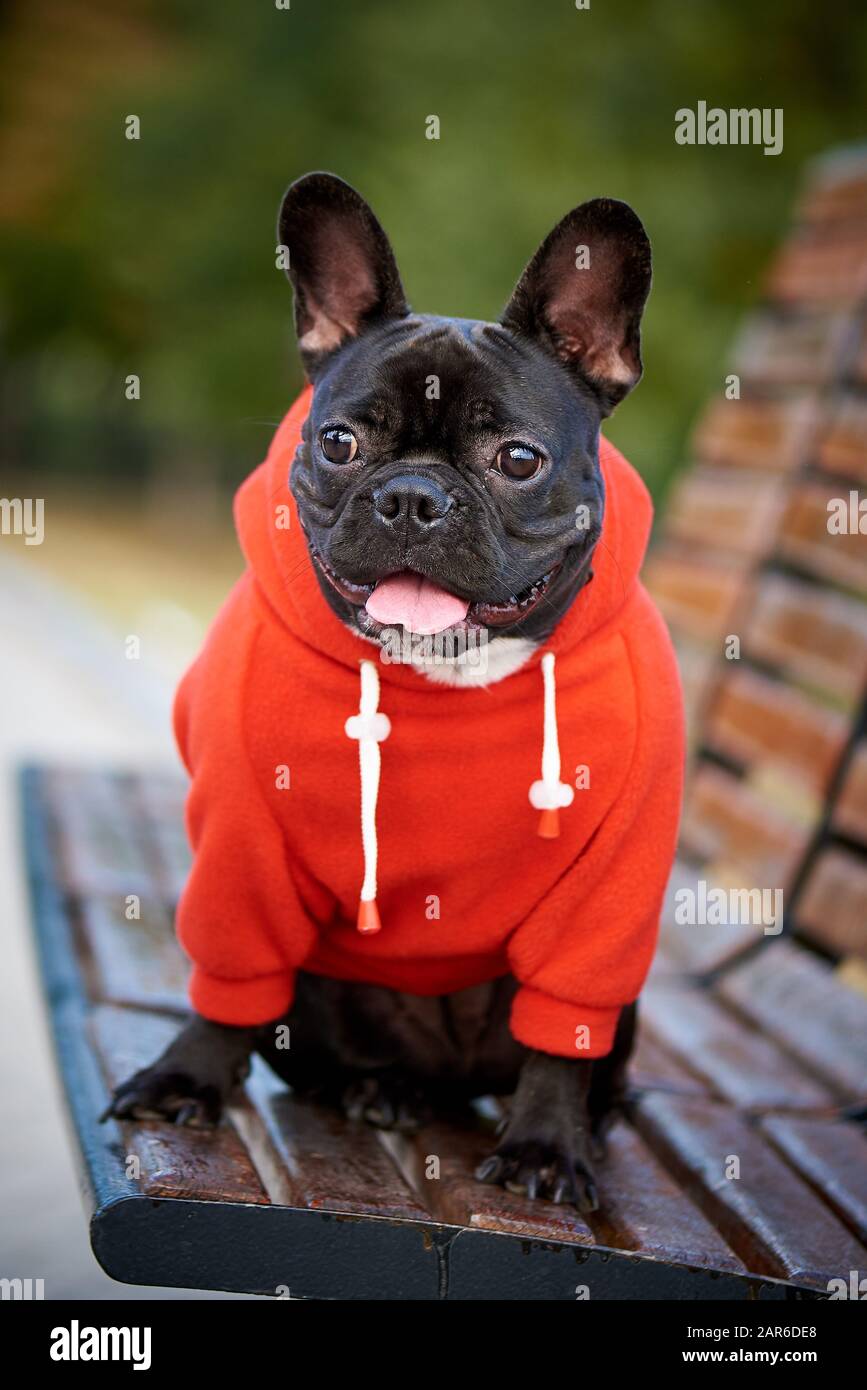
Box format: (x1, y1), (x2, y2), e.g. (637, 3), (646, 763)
(495, 442), (543, 481)
(320, 428), (358, 464)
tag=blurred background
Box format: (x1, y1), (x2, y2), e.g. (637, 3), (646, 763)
(0, 0), (864, 1298)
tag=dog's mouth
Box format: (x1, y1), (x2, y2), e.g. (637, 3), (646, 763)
(311, 549), (560, 635)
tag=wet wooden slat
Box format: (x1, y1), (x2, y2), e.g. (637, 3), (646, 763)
(590, 1121), (746, 1273)
(704, 667), (849, 795)
(91, 1005), (269, 1205)
(777, 480), (867, 594)
(131, 769), (187, 823)
(631, 1024), (714, 1098)
(643, 545), (749, 642)
(716, 940), (867, 1102)
(664, 467), (787, 557)
(131, 771), (191, 902)
(743, 573), (867, 707)
(654, 913), (759, 980)
(641, 980), (834, 1110)
(691, 395), (816, 474)
(679, 763), (811, 890)
(817, 395), (867, 485)
(44, 768), (156, 896)
(733, 310), (850, 388)
(240, 1061), (430, 1220)
(77, 894), (188, 1012)
(760, 1115), (867, 1242)
(795, 846), (867, 961)
(399, 1113), (745, 1277)
(766, 232), (867, 306)
(410, 1118), (595, 1245)
(633, 1090), (867, 1287)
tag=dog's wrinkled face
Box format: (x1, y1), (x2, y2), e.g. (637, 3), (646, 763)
(279, 174), (651, 652)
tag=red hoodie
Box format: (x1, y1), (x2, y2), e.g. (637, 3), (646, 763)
(174, 386), (684, 1059)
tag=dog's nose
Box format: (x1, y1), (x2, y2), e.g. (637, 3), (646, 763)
(373, 475), (453, 529)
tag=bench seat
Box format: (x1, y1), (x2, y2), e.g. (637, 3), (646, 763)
(24, 765), (867, 1299)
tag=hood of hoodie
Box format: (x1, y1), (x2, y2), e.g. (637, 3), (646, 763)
(234, 385), (654, 686)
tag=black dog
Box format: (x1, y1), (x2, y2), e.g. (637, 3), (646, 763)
(105, 174), (654, 1211)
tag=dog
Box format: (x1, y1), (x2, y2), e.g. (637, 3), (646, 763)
(104, 174), (684, 1211)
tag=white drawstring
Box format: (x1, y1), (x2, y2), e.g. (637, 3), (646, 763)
(345, 660), (391, 932)
(346, 651), (569, 936)
(529, 652), (574, 837)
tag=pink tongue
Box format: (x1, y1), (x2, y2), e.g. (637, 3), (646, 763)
(365, 572), (470, 635)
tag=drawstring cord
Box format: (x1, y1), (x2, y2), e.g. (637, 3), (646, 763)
(529, 652), (574, 838)
(344, 660), (391, 934)
(346, 650), (570, 933)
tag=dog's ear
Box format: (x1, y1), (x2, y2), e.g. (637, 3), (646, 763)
(500, 198), (651, 413)
(277, 173), (409, 378)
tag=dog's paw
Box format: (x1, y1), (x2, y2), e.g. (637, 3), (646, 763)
(101, 1066), (225, 1128)
(341, 1074), (430, 1133)
(475, 1138), (599, 1212)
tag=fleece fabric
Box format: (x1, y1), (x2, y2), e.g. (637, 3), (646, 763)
(173, 385), (684, 1059)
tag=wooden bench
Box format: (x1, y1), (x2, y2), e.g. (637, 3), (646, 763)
(25, 146), (867, 1300)
(23, 763), (867, 1299)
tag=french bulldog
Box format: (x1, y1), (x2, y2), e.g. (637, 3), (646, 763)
(104, 173), (654, 1212)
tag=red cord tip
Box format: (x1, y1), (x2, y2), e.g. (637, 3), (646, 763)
(357, 898), (382, 934)
(537, 808), (561, 839)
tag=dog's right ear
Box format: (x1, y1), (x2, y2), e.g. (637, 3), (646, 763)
(277, 173), (409, 379)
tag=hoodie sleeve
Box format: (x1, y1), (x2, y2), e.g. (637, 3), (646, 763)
(173, 577), (318, 1026)
(507, 599), (684, 1060)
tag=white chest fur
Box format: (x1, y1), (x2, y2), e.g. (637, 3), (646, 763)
(416, 635), (539, 687)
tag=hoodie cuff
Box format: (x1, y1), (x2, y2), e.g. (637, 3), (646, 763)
(189, 965), (294, 1027)
(510, 986), (621, 1059)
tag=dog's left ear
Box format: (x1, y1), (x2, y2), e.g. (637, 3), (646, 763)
(501, 198), (651, 413)
(278, 172), (409, 378)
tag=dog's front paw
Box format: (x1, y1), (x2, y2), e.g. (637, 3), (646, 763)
(474, 1049), (601, 1211)
(341, 1073), (430, 1133)
(475, 1137), (599, 1211)
(101, 1065), (226, 1128)
(100, 1016), (256, 1129)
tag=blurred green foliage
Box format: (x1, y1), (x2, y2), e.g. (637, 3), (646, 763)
(1, 0), (865, 500)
